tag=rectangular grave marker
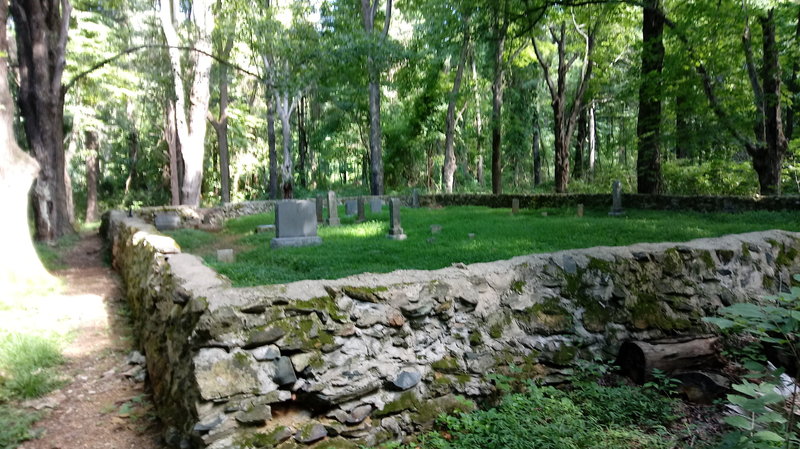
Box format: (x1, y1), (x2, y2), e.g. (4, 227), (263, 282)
(271, 200), (323, 248)
(356, 197), (366, 223)
(369, 197), (382, 214)
(387, 198), (407, 240)
(217, 249), (235, 263)
(327, 191), (340, 226)
(609, 180), (625, 216)
(511, 198), (519, 215)
(412, 189), (420, 208)
(345, 199), (357, 216)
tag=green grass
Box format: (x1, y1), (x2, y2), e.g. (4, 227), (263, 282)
(391, 382), (677, 449)
(0, 405), (42, 449)
(166, 206), (800, 286)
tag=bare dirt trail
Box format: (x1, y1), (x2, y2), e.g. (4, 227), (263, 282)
(18, 233), (164, 449)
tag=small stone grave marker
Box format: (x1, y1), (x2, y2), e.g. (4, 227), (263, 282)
(468, 233), (476, 239)
(609, 180), (625, 216)
(511, 198), (519, 215)
(369, 197), (382, 213)
(387, 198), (407, 240)
(315, 195), (324, 224)
(541, 212), (548, 217)
(255, 224), (275, 233)
(345, 199), (357, 216)
(412, 189), (420, 208)
(577, 204), (584, 217)
(217, 249), (235, 263)
(154, 212), (181, 231)
(327, 191), (340, 226)
(271, 200), (323, 248)
(430, 224), (442, 234)
(356, 197), (366, 223)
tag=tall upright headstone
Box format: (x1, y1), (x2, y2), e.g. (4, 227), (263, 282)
(315, 195), (324, 224)
(387, 198), (407, 240)
(327, 191), (340, 226)
(271, 200), (323, 248)
(411, 189), (420, 208)
(511, 198), (520, 215)
(369, 197), (382, 214)
(577, 203), (584, 218)
(609, 180), (625, 216)
(356, 197), (366, 223)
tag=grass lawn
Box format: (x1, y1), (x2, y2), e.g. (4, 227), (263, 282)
(165, 205), (800, 286)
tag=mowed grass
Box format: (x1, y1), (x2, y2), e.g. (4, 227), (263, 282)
(165, 206), (800, 286)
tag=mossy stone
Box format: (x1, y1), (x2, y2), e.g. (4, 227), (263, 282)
(375, 391), (420, 417)
(341, 285), (389, 303)
(630, 295), (690, 331)
(432, 356), (461, 373)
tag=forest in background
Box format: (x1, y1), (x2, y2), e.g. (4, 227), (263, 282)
(4, 0), (800, 239)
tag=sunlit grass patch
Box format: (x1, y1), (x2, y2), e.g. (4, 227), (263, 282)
(0, 332), (66, 400)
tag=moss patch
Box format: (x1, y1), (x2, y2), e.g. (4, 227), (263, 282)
(287, 295), (347, 321)
(520, 298), (573, 334)
(375, 391), (420, 417)
(699, 250), (716, 270)
(341, 285), (389, 303)
(432, 356), (461, 374)
(511, 280), (526, 294)
(630, 295), (690, 331)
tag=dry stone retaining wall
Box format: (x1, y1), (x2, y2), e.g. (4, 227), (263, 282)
(103, 210), (800, 449)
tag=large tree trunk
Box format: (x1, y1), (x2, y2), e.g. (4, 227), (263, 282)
(361, 0), (392, 196)
(298, 96), (308, 189)
(84, 130), (100, 223)
(574, 105), (587, 180)
(11, 0), (74, 242)
(159, 0), (215, 206)
(209, 34), (234, 204)
(267, 99), (278, 199)
(490, 8), (508, 195)
(588, 104), (597, 175)
(124, 127), (139, 195)
(276, 92), (297, 199)
(636, 0), (665, 194)
(165, 100), (181, 205)
(443, 19), (470, 194)
(472, 54), (484, 187)
(786, 8), (799, 142)
(0, 0), (50, 288)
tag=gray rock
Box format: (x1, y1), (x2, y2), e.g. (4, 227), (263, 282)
(392, 370), (421, 390)
(400, 298), (434, 318)
(250, 345), (280, 361)
(235, 405), (271, 425)
(273, 356), (297, 386)
(294, 422), (328, 444)
(193, 413), (226, 433)
(291, 352), (318, 373)
(346, 404), (373, 424)
(126, 350), (146, 365)
(245, 327), (285, 348)
(217, 249), (234, 263)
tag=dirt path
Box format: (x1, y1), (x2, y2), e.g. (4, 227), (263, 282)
(18, 233), (163, 449)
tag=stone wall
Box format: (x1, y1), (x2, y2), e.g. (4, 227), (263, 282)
(104, 210), (800, 449)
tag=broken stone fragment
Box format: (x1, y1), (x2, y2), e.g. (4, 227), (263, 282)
(392, 370), (421, 391)
(273, 356), (297, 386)
(346, 404), (373, 424)
(236, 404), (272, 425)
(245, 327), (286, 349)
(250, 345), (280, 361)
(193, 413), (226, 433)
(293, 422), (327, 444)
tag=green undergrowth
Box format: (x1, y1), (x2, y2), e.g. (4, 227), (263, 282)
(166, 206), (800, 286)
(383, 380), (679, 449)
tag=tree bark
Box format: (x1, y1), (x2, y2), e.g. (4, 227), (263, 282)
(533, 107), (541, 186)
(472, 53), (484, 187)
(298, 95), (308, 189)
(267, 98), (278, 199)
(165, 100), (181, 205)
(209, 34), (234, 204)
(124, 127), (139, 195)
(786, 8), (799, 141)
(636, 0), (665, 194)
(443, 18), (470, 194)
(159, 0), (215, 206)
(490, 5), (508, 195)
(574, 105), (587, 180)
(84, 130), (100, 223)
(588, 103), (597, 174)
(0, 0), (50, 287)
(361, 0), (392, 196)
(11, 0), (74, 242)
(276, 93), (297, 199)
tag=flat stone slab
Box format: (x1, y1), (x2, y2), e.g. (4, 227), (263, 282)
(270, 236), (323, 248)
(255, 224), (276, 233)
(154, 213), (181, 231)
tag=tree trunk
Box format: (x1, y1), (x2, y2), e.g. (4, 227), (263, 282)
(11, 0), (74, 242)
(616, 337), (722, 385)
(533, 125), (541, 187)
(0, 0), (50, 287)
(636, 0), (665, 194)
(159, 0), (215, 206)
(210, 34), (234, 204)
(472, 53), (484, 187)
(786, 8), (799, 141)
(490, 9), (508, 195)
(588, 104), (597, 174)
(84, 130), (100, 223)
(277, 93), (296, 199)
(165, 100), (181, 205)
(267, 99), (278, 200)
(361, 0), (392, 196)
(574, 105), (587, 180)
(124, 128), (139, 195)
(298, 96), (308, 189)
(443, 20), (470, 194)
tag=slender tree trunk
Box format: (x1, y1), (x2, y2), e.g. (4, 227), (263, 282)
(490, 9), (508, 195)
(124, 128), (139, 195)
(11, 0), (74, 242)
(276, 93), (296, 199)
(574, 105), (587, 179)
(84, 130), (100, 223)
(267, 98), (278, 199)
(636, 0), (665, 194)
(472, 53), (484, 187)
(443, 19), (470, 193)
(588, 103), (597, 174)
(361, 0), (392, 196)
(675, 90), (690, 159)
(0, 0), (50, 286)
(159, 0), (215, 206)
(298, 96), (308, 189)
(165, 100), (181, 205)
(785, 7), (799, 142)
(210, 34), (234, 203)
(533, 127), (541, 187)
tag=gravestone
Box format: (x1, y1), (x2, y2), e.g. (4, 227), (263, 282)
(345, 199), (357, 216)
(255, 224), (275, 234)
(609, 180), (625, 216)
(271, 200), (323, 248)
(154, 212), (181, 231)
(356, 197), (366, 223)
(387, 199), (407, 240)
(369, 197), (382, 213)
(577, 204), (584, 218)
(327, 191), (340, 226)
(430, 224), (442, 234)
(511, 198), (519, 215)
(217, 249), (235, 263)
(315, 195), (324, 224)
(412, 189), (420, 208)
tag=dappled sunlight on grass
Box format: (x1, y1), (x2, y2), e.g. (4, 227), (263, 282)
(173, 206), (800, 286)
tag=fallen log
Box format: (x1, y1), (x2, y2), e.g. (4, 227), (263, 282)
(616, 337), (723, 384)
